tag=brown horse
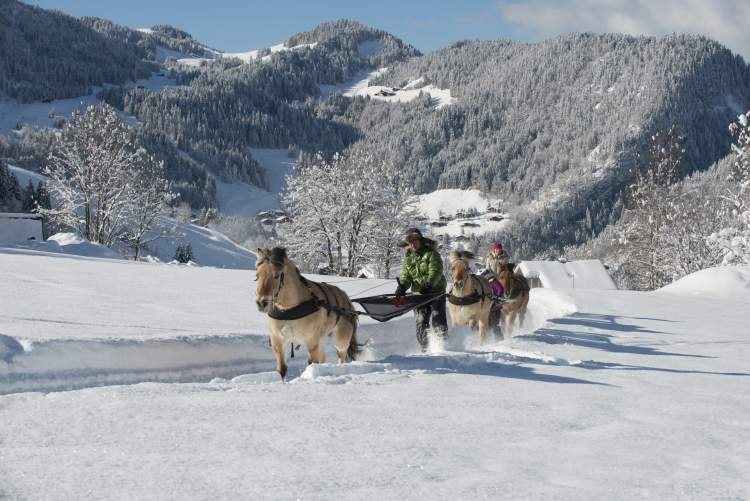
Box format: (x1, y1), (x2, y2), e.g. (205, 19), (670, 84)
(498, 263), (530, 336)
(447, 251), (494, 343)
(255, 247), (359, 380)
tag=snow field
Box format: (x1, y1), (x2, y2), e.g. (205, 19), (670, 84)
(0, 250), (575, 394)
(1, 255), (750, 498)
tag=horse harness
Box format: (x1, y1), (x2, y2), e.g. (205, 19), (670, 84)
(263, 264), (356, 325)
(448, 274), (499, 306)
(503, 273), (530, 301)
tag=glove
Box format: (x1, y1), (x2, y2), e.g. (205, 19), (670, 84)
(418, 283), (433, 294)
(394, 278), (406, 297)
(390, 296), (406, 306)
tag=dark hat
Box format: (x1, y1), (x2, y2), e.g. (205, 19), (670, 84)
(399, 228), (424, 247)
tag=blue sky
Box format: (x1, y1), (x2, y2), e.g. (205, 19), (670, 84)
(26, 0), (750, 59)
(27, 0), (524, 53)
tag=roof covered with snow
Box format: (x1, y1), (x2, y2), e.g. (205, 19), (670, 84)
(518, 259), (617, 290)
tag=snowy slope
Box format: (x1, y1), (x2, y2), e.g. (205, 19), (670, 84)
(413, 189), (509, 238)
(214, 148), (297, 216)
(319, 69), (456, 108)
(3, 166), (256, 268)
(1, 256), (749, 499)
(7, 164), (46, 187)
(175, 41), (318, 67)
(0, 73), (177, 134)
(658, 265), (750, 301)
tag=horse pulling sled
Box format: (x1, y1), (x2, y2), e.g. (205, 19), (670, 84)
(255, 247), (516, 380)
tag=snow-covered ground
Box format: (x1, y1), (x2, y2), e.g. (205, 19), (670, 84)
(0, 73), (177, 134)
(1, 249), (749, 499)
(214, 148), (297, 217)
(319, 69), (456, 109)
(414, 189), (509, 238)
(175, 41), (318, 67)
(4, 165), (256, 267)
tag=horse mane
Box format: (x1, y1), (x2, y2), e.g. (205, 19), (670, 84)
(258, 247), (288, 267)
(269, 247), (288, 265)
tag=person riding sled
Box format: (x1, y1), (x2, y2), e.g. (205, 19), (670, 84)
(394, 228), (448, 351)
(485, 242), (510, 276)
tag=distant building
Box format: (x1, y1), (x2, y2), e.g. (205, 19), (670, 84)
(517, 260), (617, 290)
(0, 213), (44, 245)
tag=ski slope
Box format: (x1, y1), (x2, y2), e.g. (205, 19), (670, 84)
(1, 249), (749, 499)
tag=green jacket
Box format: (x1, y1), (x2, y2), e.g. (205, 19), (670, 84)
(399, 246), (447, 293)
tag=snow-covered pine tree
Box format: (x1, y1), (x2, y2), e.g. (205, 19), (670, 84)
(21, 180), (36, 213)
(174, 243), (194, 264)
(708, 111), (750, 264)
(0, 162), (22, 213)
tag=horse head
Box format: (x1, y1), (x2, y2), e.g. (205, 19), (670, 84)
(450, 250), (475, 291)
(254, 247), (289, 312)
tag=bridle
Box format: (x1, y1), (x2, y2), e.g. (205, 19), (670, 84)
(256, 255), (287, 307)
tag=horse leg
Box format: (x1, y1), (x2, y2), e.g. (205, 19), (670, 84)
(477, 318), (487, 344)
(507, 307), (517, 337)
(518, 295), (529, 330)
(307, 337), (325, 365)
(269, 331), (287, 380)
(332, 321), (354, 364)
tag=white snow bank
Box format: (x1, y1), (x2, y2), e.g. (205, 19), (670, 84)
(519, 260), (617, 290)
(658, 266), (750, 302)
(4, 232), (124, 260)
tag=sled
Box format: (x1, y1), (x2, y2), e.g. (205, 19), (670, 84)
(352, 292), (446, 322)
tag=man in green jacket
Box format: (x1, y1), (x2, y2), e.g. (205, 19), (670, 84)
(395, 228), (448, 351)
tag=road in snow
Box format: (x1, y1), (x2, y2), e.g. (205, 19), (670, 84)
(1, 249), (749, 499)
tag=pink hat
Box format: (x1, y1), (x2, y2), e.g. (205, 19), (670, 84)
(492, 242), (503, 252)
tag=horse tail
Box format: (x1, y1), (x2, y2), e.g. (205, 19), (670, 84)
(347, 315), (360, 361)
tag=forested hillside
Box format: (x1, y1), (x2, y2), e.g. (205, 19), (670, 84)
(2, 1), (749, 262)
(0, 0), (155, 102)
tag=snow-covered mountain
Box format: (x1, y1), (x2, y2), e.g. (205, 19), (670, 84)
(1, 248), (749, 498)
(2, 2), (750, 261)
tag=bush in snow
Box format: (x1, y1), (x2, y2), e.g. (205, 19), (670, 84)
(174, 243), (194, 264)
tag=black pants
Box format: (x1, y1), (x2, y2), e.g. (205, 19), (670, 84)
(488, 307), (504, 340)
(414, 296), (448, 350)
